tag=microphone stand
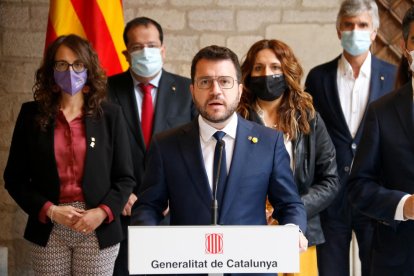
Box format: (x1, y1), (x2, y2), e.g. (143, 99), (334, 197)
(210, 140), (225, 276)
(211, 140), (225, 226)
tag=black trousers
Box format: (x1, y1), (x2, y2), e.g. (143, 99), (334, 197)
(317, 207), (374, 276)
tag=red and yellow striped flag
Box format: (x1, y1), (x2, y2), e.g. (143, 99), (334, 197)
(45, 0), (128, 76)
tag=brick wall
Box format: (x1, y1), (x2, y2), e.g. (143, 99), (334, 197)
(0, 0), (342, 274)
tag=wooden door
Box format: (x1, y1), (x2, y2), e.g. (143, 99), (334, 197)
(374, 0), (414, 65)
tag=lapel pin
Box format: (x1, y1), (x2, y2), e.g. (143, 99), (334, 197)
(248, 136), (258, 144)
(90, 137), (96, 148)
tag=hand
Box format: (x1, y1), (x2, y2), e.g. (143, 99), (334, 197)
(266, 214), (278, 225)
(163, 206), (170, 217)
(48, 205), (84, 228)
(73, 207), (107, 234)
(265, 206), (278, 225)
(122, 193), (138, 216)
(299, 231), (308, 253)
(403, 195), (414, 220)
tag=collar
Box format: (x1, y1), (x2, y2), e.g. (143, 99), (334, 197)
(198, 113), (238, 143)
(130, 69), (163, 89)
(339, 51), (371, 78)
(57, 109), (84, 123)
(253, 101), (277, 128)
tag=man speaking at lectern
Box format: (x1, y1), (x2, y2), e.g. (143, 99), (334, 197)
(132, 45), (307, 253)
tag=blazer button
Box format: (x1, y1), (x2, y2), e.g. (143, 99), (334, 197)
(344, 166), (350, 172)
(351, 143), (357, 150)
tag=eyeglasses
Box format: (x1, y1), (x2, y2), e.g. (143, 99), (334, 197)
(54, 61), (86, 73)
(195, 76), (237, 89)
(129, 43), (161, 53)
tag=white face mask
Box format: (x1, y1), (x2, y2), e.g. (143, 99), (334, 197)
(341, 30), (372, 56)
(130, 48), (163, 77)
(407, 49), (414, 72)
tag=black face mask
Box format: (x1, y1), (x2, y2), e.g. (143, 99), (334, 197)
(249, 74), (287, 101)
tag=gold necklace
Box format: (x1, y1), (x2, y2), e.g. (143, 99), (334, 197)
(255, 102), (278, 129)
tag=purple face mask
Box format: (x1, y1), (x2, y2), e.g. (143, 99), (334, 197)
(54, 69), (88, 96)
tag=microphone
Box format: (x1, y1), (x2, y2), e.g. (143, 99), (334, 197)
(211, 139), (225, 225)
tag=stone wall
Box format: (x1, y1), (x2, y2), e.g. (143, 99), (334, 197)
(0, 0), (342, 275)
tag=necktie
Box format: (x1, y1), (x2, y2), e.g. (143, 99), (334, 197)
(139, 83), (154, 147)
(213, 131), (227, 211)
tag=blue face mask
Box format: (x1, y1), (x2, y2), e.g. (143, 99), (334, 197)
(130, 48), (163, 77)
(341, 30), (372, 56)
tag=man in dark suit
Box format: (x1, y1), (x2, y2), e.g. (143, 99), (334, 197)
(348, 7), (414, 276)
(304, 1), (396, 275)
(132, 45), (308, 261)
(107, 17), (195, 276)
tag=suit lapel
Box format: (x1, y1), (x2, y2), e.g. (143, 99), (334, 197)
(153, 70), (177, 134)
(323, 57), (352, 138)
(354, 57), (390, 142)
(394, 83), (414, 145)
(219, 116), (253, 221)
(115, 72), (146, 150)
(178, 119), (212, 210)
(82, 116), (97, 198)
(39, 120), (61, 190)
(367, 57), (382, 104)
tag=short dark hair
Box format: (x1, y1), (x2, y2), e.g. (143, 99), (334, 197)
(123, 17), (164, 46)
(190, 45), (241, 83)
(402, 6), (414, 43)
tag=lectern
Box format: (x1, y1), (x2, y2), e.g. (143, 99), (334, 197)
(129, 225), (299, 274)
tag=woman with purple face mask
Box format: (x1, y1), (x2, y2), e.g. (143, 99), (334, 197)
(237, 39), (340, 276)
(3, 34), (135, 276)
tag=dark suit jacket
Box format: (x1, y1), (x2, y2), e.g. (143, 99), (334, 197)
(3, 101), (135, 249)
(107, 69), (195, 195)
(348, 82), (414, 267)
(132, 116), (307, 232)
(304, 55), (396, 215)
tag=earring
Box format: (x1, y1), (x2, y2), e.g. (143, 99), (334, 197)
(82, 86), (90, 94)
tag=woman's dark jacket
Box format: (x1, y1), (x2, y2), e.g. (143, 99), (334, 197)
(4, 101), (135, 249)
(248, 109), (340, 246)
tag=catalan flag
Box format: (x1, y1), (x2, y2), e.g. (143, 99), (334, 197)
(45, 0), (128, 76)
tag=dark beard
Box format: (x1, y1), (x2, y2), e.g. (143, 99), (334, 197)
(194, 97), (239, 124)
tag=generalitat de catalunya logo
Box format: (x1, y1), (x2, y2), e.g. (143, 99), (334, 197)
(205, 233), (223, 254)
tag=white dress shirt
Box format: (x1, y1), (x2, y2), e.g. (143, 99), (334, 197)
(337, 52), (372, 137)
(198, 113), (238, 190)
(254, 103), (294, 170)
(131, 70), (162, 121)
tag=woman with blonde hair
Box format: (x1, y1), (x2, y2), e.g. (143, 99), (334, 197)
(238, 39), (340, 275)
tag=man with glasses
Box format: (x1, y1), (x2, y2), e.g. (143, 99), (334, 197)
(132, 45), (308, 257)
(107, 17), (195, 276)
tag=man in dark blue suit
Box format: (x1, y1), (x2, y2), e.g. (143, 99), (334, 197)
(108, 17), (195, 275)
(348, 7), (414, 276)
(304, 1), (396, 275)
(132, 45), (308, 259)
